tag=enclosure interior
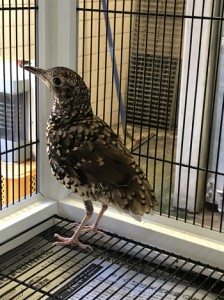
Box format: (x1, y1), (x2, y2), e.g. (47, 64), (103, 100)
(0, 0), (224, 299)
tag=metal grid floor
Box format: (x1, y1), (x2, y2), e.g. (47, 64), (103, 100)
(0, 216), (224, 299)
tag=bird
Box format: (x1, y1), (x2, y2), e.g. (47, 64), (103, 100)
(22, 65), (157, 250)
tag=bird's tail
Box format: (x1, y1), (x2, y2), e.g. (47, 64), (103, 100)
(108, 175), (158, 219)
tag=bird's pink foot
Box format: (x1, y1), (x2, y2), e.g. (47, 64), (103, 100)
(53, 233), (93, 250)
(72, 222), (107, 237)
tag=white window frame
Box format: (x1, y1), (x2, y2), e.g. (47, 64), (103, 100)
(1, 0), (224, 269)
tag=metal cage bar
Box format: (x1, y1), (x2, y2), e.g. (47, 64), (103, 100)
(0, 1), (38, 209)
(77, 0), (224, 233)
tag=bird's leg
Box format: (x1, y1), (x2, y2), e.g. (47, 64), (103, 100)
(53, 200), (93, 250)
(75, 204), (108, 236)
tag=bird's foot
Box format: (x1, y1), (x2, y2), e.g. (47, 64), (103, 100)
(73, 222), (107, 237)
(53, 233), (93, 251)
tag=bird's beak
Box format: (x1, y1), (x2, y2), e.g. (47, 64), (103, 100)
(22, 65), (51, 88)
(22, 65), (45, 79)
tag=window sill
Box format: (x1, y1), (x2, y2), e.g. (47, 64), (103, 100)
(1, 194), (224, 269)
(0, 194), (57, 255)
(58, 195), (224, 269)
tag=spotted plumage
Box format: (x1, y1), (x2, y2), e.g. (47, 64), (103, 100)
(22, 65), (157, 249)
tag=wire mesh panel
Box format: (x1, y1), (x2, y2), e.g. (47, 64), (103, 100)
(0, 0), (38, 209)
(0, 216), (224, 299)
(77, 0), (224, 232)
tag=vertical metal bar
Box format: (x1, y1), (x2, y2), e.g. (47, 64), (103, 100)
(124, 0), (134, 146)
(9, 0), (15, 205)
(89, 0), (93, 101)
(35, 0), (39, 194)
(95, 0), (101, 116)
(2, 0), (9, 208)
(161, 0), (174, 216)
(156, 0), (169, 215)
(136, 0), (151, 177)
(168, 0), (185, 218)
(185, 1), (206, 222)
(102, 0), (126, 127)
(16, 2), (22, 202)
(136, 0), (145, 168)
(22, 0), (27, 200)
(15, 0), (19, 203)
(109, 0), (116, 128)
(167, 0), (181, 217)
(176, 0), (196, 221)
(102, 0), (109, 121)
(182, 0), (197, 220)
(131, 0), (142, 161)
(24, 1), (32, 200)
(150, 0), (164, 211)
(81, 0), (86, 78)
(26, 0), (31, 197)
(116, 0), (125, 136)
(28, 0), (32, 197)
(146, 0), (159, 195)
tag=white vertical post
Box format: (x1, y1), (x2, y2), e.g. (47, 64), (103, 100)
(174, 0), (217, 212)
(210, 26), (224, 211)
(37, 0), (78, 200)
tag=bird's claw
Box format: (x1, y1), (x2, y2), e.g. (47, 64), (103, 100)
(72, 223), (108, 237)
(53, 233), (93, 251)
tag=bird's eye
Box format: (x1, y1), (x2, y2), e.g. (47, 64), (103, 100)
(53, 77), (62, 86)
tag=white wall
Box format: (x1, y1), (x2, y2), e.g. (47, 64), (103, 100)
(0, 0), (36, 61)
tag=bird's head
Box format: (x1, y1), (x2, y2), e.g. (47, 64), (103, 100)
(22, 65), (92, 116)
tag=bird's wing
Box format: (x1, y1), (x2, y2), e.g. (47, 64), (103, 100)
(68, 121), (137, 186)
(49, 117), (157, 215)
